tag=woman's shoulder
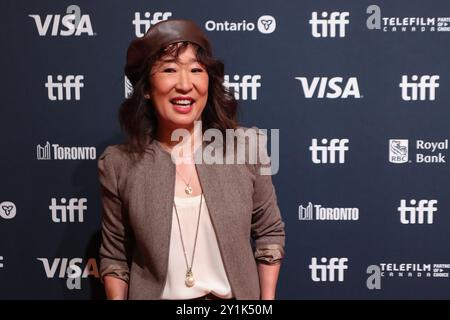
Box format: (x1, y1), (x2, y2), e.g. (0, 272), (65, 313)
(98, 144), (140, 171)
(224, 125), (271, 174)
(99, 144), (127, 161)
(98, 142), (156, 171)
(228, 125), (269, 154)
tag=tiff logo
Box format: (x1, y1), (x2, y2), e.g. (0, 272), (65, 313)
(50, 198), (87, 223)
(310, 138), (349, 164)
(398, 199), (438, 224)
(0, 201), (17, 219)
(45, 75), (84, 101)
(310, 257), (348, 282)
(224, 75), (261, 100)
(309, 11), (350, 38)
(132, 12), (172, 37)
(399, 75), (439, 101)
(0, 256), (3, 269)
(29, 5), (94, 36)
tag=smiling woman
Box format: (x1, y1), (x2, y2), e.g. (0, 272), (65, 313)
(148, 44), (209, 132)
(119, 20), (238, 157)
(98, 19), (285, 300)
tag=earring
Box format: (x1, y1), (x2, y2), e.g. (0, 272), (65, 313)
(144, 94), (150, 99)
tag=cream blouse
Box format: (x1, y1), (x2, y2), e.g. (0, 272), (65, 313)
(161, 194), (233, 299)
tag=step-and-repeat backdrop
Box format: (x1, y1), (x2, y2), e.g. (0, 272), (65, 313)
(1, 0), (449, 299)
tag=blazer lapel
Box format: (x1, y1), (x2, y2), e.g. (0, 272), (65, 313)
(140, 142), (176, 280)
(196, 159), (240, 295)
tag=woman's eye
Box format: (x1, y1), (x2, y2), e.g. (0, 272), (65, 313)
(163, 68), (176, 73)
(192, 68), (204, 73)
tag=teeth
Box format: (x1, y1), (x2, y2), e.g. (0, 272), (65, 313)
(172, 99), (193, 105)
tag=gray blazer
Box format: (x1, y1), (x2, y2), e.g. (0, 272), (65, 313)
(98, 129), (285, 299)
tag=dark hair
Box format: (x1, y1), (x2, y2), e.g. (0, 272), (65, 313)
(119, 42), (239, 157)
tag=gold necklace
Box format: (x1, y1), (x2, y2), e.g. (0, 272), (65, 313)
(173, 194), (203, 287)
(176, 168), (194, 195)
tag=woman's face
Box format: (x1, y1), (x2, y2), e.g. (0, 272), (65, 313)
(149, 44), (209, 133)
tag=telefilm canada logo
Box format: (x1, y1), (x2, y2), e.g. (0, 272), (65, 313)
(37, 257), (99, 290)
(366, 5), (450, 33)
(366, 263), (450, 290)
(389, 139), (448, 164)
(0, 201), (16, 219)
(36, 141), (97, 160)
(29, 5), (95, 36)
(205, 15), (276, 34)
(299, 202), (359, 221)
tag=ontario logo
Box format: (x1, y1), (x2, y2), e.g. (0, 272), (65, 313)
(205, 15), (276, 34)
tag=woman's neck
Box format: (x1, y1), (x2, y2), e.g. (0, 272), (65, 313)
(155, 123), (202, 155)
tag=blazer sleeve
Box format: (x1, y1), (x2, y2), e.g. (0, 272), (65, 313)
(98, 146), (132, 283)
(250, 130), (286, 265)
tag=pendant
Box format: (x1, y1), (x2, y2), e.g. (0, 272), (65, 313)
(185, 185), (193, 195)
(185, 269), (195, 287)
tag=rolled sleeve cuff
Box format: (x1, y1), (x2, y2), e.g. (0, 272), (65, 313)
(100, 263), (130, 284)
(254, 244), (285, 265)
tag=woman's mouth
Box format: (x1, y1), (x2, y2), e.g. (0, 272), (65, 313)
(170, 97), (195, 114)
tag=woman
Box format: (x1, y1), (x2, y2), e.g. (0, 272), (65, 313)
(98, 19), (285, 300)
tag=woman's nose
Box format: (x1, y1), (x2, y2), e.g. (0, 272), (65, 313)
(175, 69), (193, 92)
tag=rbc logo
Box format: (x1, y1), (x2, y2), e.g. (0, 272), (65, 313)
(310, 138), (349, 164)
(295, 77), (361, 98)
(45, 75), (84, 101)
(398, 199), (438, 224)
(399, 75), (439, 101)
(389, 139), (409, 164)
(132, 12), (172, 37)
(309, 11), (350, 38)
(309, 257), (348, 282)
(49, 198), (87, 223)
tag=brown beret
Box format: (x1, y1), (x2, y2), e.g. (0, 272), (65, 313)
(125, 19), (212, 86)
